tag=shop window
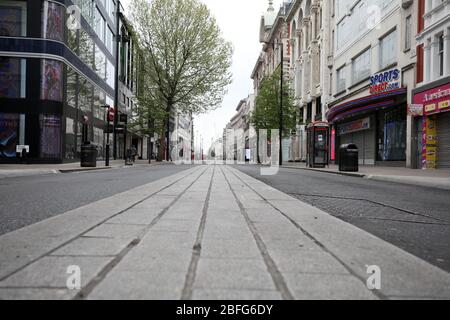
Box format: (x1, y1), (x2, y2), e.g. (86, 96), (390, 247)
(0, 1), (26, 37)
(65, 117), (76, 160)
(377, 107), (406, 161)
(41, 59), (63, 102)
(93, 86), (106, 120)
(42, 1), (64, 42)
(0, 113), (19, 158)
(40, 115), (61, 159)
(93, 127), (104, 159)
(0, 57), (25, 98)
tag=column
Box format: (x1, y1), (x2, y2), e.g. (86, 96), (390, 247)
(444, 28), (450, 76)
(424, 39), (431, 82)
(431, 36), (440, 80)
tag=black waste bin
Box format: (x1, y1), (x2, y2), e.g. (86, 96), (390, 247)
(338, 144), (359, 172)
(81, 143), (98, 167)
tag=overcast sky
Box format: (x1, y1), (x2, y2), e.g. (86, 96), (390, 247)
(121, 0), (283, 151)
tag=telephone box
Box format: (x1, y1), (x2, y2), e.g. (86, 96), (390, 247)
(307, 121), (330, 168)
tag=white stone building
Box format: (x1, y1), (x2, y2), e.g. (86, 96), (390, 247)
(413, 0), (450, 169)
(326, 0), (419, 167)
(285, 0), (331, 162)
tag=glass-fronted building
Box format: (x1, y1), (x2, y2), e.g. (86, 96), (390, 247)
(0, 0), (121, 163)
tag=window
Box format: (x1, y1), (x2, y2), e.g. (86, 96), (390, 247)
(106, 59), (115, 88)
(94, 6), (105, 43)
(94, 44), (106, 79)
(66, 67), (78, 107)
(0, 0), (27, 37)
(336, 65), (346, 93)
(0, 57), (26, 98)
(41, 59), (63, 102)
(79, 29), (94, 69)
(106, 0), (115, 21)
(405, 15), (411, 51)
(106, 26), (114, 54)
(380, 29), (397, 68)
(65, 117), (75, 160)
(0, 113), (20, 158)
(352, 48), (371, 84)
(42, 1), (64, 42)
(40, 115), (61, 159)
(438, 34), (444, 77)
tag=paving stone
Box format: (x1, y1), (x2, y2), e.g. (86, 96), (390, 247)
(201, 239), (261, 259)
(269, 250), (350, 274)
(284, 273), (378, 300)
(51, 237), (131, 257)
(107, 209), (161, 225)
(192, 289), (282, 300)
(0, 288), (76, 300)
(83, 223), (145, 239)
(0, 256), (112, 288)
(194, 258), (275, 291)
(88, 270), (186, 300)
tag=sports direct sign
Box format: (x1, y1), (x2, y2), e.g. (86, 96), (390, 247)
(370, 68), (401, 95)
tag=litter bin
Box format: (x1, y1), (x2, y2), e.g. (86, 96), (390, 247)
(80, 143), (98, 167)
(338, 144), (359, 172)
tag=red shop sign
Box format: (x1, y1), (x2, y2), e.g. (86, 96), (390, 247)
(413, 83), (450, 115)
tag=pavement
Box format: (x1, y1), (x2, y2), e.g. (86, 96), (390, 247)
(0, 165), (449, 300)
(282, 163), (450, 191)
(0, 160), (157, 179)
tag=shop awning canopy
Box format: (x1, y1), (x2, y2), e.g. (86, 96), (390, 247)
(326, 88), (407, 123)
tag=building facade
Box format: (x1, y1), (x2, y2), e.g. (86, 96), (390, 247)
(413, 0), (450, 169)
(0, 0), (120, 163)
(326, 0), (418, 167)
(251, 0), (292, 163)
(0, 0), (144, 163)
(285, 0), (330, 163)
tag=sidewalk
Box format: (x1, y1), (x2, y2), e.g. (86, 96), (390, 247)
(0, 165), (449, 300)
(0, 159), (156, 179)
(282, 163), (450, 191)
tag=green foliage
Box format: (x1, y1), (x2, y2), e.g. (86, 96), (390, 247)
(129, 0), (233, 117)
(250, 68), (297, 137)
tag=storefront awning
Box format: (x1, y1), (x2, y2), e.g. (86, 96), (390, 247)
(326, 88), (407, 123)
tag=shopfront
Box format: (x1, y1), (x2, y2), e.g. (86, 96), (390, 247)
(327, 87), (408, 166)
(412, 79), (450, 169)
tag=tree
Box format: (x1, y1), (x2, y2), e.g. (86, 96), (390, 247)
(129, 0), (233, 161)
(250, 68), (297, 163)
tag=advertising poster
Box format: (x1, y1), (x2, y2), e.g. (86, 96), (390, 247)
(0, 5), (22, 37)
(0, 57), (20, 98)
(41, 60), (63, 101)
(422, 116), (437, 169)
(40, 115), (61, 158)
(43, 2), (64, 42)
(0, 113), (19, 158)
